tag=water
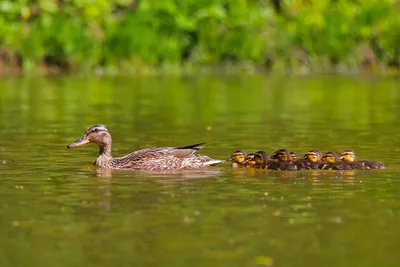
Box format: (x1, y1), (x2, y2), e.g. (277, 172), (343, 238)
(0, 75), (399, 267)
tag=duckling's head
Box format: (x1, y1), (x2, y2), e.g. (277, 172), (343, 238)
(289, 152), (298, 162)
(321, 152), (338, 163)
(254, 151), (267, 166)
(270, 149), (291, 162)
(245, 153), (256, 167)
(302, 150), (322, 163)
(228, 150), (246, 164)
(339, 149), (356, 162)
(67, 124), (112, 149)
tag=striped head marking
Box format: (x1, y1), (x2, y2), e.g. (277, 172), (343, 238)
(322, 152), (338, 163)
(339, 149), (355, 162)
(303, 150), (322, 163)
(289, 152), (298, 162)
(229, 150), (246, 164)
(270, 149), (291, 162)
(254, 151), (267, 167)
(245, 153), (256, 167)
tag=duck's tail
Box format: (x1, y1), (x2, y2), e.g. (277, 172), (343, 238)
(202, 159), (225, 167)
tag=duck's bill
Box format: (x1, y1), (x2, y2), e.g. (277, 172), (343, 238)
(226, 157), (233, 161)
(67, 138), (90, 148)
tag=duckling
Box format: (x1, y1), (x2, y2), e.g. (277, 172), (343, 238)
(245, 153), (256, 168)
(296, 150), (322, 170)
(339, 149), (386, 170)
(228, 150), (247, 168)
(319, 152), (353, 170)
(244, 151), (267, 169)
(268, 149), (297, 171)
(253, 151), (268, 169)
(289, 152), (298, 162)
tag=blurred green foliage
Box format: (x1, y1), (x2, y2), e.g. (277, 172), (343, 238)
(0, 0), (399, 73)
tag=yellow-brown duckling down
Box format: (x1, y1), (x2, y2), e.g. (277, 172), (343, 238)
(245, 153), (256, 168)
(228, 150), (247, 168)
(319, 152), (352, 170)
(294, 150), (322, 170)
(339, 149), (386, 169)
(289, 152), (298, 162)
(228, 148), (385, 171)
(268, 149), (297, 171)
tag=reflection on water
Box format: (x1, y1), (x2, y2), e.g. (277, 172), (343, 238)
(95, 167), (224, 180)
(0, 76), (399, 267)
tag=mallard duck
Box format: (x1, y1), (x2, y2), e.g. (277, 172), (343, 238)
(319, 152), (353, 170)
(339, 149), (385, 170)
(67, 124), (223, 172)
(228, 150), (247, 168)
(268, 149), (297, 171)
(296, 150), (322, 170)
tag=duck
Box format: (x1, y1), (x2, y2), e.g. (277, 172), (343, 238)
(228, 150), (247, 168)
(268, 149), (297, 171)
(67, 124), (223, 172)
(339, 149), (386, 170)
(296, 150), (322, 170)
(319, 152), (353, 170)
(252, 151), (268, 169)
(244, 153), (256, 168)
(289, 151), (298, 162)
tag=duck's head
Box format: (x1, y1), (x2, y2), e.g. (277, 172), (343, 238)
(254, 151), (267, 167)
(302, 150), (322, 163)
(67, 124), (112, 149)
(339, 149), (356, 162)
(245, 153), (256, 167)
(270, 149), (291, 162)
(321, 152), (338, 163)
(228, 150), (246, 164)
(289, 152), (298, 162)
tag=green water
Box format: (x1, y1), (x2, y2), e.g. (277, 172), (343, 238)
(0, 76), (399, 267)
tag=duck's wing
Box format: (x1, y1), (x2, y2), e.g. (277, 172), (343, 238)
(173, 143), (206, 158)
(126, 143), (206, 159)
(113, 143), (223, 171)
(172, 143), (224, 166)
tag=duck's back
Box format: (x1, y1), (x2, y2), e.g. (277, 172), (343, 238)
(358, 160), (386, 170)
(319, 162), (354, 170)
(266, 161), (297, 171)
(295, 160), (320, 170)
(112, 144), (222, 171)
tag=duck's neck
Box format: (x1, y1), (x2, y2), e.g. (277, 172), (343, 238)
(99, 143), (112, 156)
(95, 144), (114, 167)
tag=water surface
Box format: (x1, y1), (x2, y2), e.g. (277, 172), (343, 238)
(0, 75), (399, 267)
